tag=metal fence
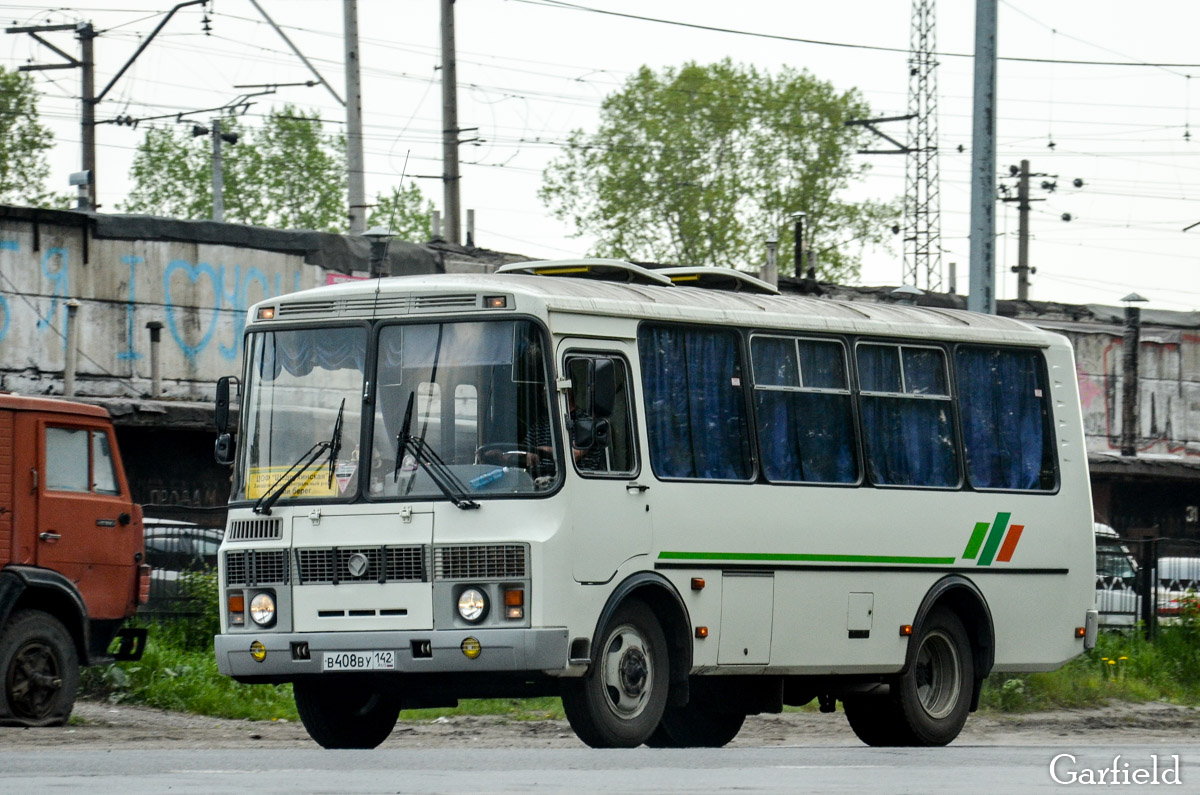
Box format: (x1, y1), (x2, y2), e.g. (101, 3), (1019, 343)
(140, 519), (225, 618)
(1095, 533), (1200, 636)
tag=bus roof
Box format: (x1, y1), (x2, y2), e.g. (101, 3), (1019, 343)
(263, 267), (1056, 347)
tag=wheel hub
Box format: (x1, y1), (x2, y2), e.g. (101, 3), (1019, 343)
(7, 641), (63, 720)
(618, 647), (648, 697)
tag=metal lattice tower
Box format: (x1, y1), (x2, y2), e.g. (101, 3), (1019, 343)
(904, 0), (943, 291)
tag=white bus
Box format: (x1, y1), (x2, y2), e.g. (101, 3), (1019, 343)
(212, 258), (1097, 749)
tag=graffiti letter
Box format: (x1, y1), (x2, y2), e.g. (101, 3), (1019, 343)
(117, 255), (144, 361)
(164, 259), (221, 361)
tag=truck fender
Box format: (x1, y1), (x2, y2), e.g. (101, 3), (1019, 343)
(0, 565), (91, 665)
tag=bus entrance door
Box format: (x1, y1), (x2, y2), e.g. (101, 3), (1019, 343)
(559, 345), (651, 583)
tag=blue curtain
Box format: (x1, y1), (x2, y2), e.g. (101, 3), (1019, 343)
(752, 338), (856, 483)
(259, 327), (366, 381)
(857, 344), (957, 487)
(638, 326), (751, 480)
(956, 347), (1047, 490)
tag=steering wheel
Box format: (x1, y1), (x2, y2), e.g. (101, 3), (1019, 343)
(474, 443), (534, 467)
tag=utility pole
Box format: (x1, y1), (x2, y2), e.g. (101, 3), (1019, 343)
(968, 0), (998, 314)
(343, 0), (366, 234)
(905, 0), (943, 292)
(7, 1), (209, 210)
(211, 119), (225, 222)
(1014, 159), (1031, 300)
(441, 0), (462, 246)
(79, 23), (96, 209)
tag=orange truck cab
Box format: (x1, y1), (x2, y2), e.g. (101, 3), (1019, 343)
(0, 394), (147, 726)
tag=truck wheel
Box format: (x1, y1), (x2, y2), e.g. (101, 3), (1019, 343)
(561, 599), (669, 748)
(293, 677), (401, 749)
(0, 610), (79, 726)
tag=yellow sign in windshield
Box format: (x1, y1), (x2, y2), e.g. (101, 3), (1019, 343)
(245, 466), (339, 500)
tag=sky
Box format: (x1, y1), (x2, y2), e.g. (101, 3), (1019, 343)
(4, 0), (1200, 312)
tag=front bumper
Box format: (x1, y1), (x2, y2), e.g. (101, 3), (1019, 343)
(215, 627), (569, 678)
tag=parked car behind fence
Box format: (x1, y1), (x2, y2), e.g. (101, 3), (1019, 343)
(141, 520), (224, 617)
(1094, 526), (1200, 633)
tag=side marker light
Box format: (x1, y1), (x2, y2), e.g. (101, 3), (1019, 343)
(695, 626), (708, 639)
(1075, 627), (1086, 639)
(899, 624), (914, 636)
(691, 578), (705, 591)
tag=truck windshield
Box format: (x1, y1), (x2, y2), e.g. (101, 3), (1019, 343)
(367, 319), (559, 500)
(235, 326), (367, 504)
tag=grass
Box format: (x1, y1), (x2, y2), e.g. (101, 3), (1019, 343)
(84, 571), (1200, 721)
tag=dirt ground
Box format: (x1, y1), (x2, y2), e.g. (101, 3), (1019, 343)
(1, 700), (1198, 750)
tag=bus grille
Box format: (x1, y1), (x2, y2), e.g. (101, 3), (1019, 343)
(295, 546), (427, 584)
(225, 549), (289, 586)
(227, 518), (282, 541)
(434, 544), (527, 580)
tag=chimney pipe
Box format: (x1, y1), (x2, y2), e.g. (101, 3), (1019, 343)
(64, 300), (80, 397)
(146, 321), (164, 398)
(792, 212), (805, 275)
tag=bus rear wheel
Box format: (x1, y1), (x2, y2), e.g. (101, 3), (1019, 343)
(562, 599), (668, 748)
(844, 607), (973, 747)
(0, 610), (78, 727)
(293, 677), (401, 749)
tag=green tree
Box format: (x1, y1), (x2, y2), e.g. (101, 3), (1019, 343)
(540, 60), (898, 282)
(0, 66), (67, 208)
(367, 181), (433, 243)
(122, 105), (431, 239)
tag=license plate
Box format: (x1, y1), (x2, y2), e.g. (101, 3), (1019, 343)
(322, 650), (395, 671)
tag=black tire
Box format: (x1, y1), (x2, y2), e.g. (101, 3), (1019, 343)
(843, 607), (973, 747)
(649, 701), (746, 748)
(0, 610), (79, 727)
(561, 599), (669, 748)
(293, 677), (401, 749)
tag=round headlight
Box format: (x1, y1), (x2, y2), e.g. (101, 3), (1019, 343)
(249, 592), (276, 626)
(457, 588), (487, 622)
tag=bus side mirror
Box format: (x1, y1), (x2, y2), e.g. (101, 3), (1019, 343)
(214, 433), (235, 465)
(572, 417), (609, 451)
(215, 376), (235, 433)
(592, 358), (615, 419)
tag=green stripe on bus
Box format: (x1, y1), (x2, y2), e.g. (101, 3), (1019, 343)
(962, 521), (990, 559)
(977, 512), (1011, 566)
(657, 551), (958, 565)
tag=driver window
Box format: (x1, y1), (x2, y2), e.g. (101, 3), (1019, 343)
(46, 427), (89, 492)
(564, 354), (637, 476)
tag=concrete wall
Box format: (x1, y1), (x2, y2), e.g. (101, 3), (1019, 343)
(0, 217), (324, 400)
(1066, 326), (1200, 461)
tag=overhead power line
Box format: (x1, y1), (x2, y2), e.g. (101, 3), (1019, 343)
(515, 0), (1200, 69)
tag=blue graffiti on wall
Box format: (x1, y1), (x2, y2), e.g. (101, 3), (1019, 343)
(0, 240), (15, 342)
(36, 247), (70, 350)
(118, 255), (144, 361)
(163, 259), (303, 361)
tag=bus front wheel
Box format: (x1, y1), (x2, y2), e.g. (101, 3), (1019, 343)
(293, 677), (401, 749)
(844, 607), (973, 747)
(562, 599), (669, 748)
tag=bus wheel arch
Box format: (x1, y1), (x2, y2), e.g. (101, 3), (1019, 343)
(562, 573), (691, 747)
(909, 575), (995, 711)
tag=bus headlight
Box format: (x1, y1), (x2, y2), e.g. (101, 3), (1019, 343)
(457, 588), (487, 622)
(249, 592), (276, 626)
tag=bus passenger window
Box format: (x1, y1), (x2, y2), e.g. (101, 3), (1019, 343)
(564, 355), (636, 476)
(955, 346), (1056, 491)
(857, 343), (958, 488)
(637, 325), (752, 481)
(751, 336), (857, 484)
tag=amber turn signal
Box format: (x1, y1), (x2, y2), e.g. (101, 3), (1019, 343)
(695, 626), (709, 639)
(899, 624), (914, 636)
(1075, 626), (1086, 638)
(504, 588), (524, 606)
(229, 594), (245, 613)
(691, 578), (705, 591)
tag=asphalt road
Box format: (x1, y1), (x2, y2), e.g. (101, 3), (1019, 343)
(1, 745), (1197, 793)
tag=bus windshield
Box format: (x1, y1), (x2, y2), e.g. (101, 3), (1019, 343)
(237, 326), (368, 504)
(367, 319), (559, 500)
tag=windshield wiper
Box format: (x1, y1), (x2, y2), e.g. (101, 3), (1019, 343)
(393, 393), (478, 510)
(253, 403), (345, 516)
(326, 398), (346, 489)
